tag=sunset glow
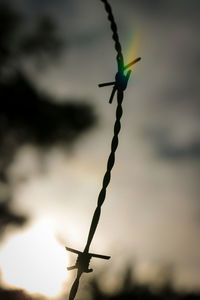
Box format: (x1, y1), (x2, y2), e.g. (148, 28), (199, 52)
(0, 219), (69, 297)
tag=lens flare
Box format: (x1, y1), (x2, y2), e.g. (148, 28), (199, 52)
(124, 29), (141, 68)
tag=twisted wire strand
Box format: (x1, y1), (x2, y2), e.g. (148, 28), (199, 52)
(84, 90), (124, 252)
(84, 1), (125, 254)
(68, 1), (128, 299)
(100, 0), (123, 62)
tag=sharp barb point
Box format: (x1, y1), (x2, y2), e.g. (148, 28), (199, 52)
(124, 57), (141, 70)
(98, 81), (115, 87)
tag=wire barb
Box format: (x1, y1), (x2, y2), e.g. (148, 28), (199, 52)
(67, 1), (141, 299)
(98, 81), (115, 87)
(99, 56), (141, 104)
(124, 57), (141, 70)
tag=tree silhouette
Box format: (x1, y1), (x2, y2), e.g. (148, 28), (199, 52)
(1, 265), (200, 300)
(0, 2), (96, 240)
(89, 267), (200, 300)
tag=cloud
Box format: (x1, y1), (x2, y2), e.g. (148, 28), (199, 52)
(147, 129), (200, 160)
(1, 0), (200, 292)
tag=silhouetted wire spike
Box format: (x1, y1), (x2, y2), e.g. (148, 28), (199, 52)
(98, 81), (115, 87)
(109, 86), (117, 103)
(124, 57), (141, 70)
(126, 69), (132, 81)
(69, 273), (82, 300)
(67, 266), (77, 271)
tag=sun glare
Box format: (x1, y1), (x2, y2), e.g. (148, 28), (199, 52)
(124, 29), (141, 66)
(0, 219), (69, 297)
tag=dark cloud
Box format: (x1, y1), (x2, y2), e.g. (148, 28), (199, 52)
(157, 140), (200, 160)
(146, 129), (200, 160)
(128, 0), (200, 17)
(127, 0), (166, 12)
(156, 31), (200, 111)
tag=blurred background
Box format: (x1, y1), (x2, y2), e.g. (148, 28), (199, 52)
(0, 0), (200, 299)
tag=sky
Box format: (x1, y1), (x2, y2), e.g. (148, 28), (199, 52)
(0, 0), (200, 299)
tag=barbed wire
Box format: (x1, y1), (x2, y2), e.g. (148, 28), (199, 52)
(100, 0), (123, 62)
(67, 1), (141, 299)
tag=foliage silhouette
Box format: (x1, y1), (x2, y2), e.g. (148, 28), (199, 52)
(89, 267), (200, 300)
(1, 266), (200, 299)
(0, 2), (96, 240)
(0, 286), (31, 300)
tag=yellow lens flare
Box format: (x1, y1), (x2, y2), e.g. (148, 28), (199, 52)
(0, 218), (69, 297)
(124, 29), (141, 70)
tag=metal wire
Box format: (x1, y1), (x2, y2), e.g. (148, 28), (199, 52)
(100, 0), (123, 62)
(84, 0), (131, 253)
(67, 1), (140, 299)
(84, 88), (123, 252)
